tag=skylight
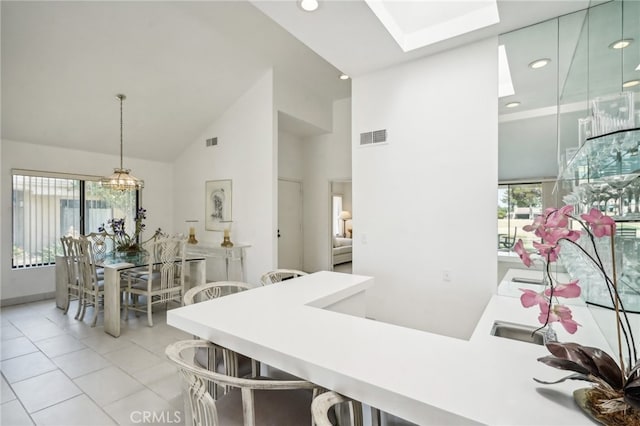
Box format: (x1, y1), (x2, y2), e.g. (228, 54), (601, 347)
(364, 0), (500, 52)
(498, 45), (514, 98)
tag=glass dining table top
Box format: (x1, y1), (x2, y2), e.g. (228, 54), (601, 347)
(95, 250), (205, 268)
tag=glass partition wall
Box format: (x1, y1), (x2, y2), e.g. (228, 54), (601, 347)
(499, 0), (640, 355)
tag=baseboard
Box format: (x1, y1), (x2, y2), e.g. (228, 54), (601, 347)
(0, 292), (56, 307)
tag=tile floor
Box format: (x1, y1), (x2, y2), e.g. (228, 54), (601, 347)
(1, 299), (190, 425)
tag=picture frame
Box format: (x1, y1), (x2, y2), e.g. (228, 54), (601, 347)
(205, 179), (232, 230)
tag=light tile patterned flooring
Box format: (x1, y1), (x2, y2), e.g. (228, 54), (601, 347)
(1, 299), (190, 425)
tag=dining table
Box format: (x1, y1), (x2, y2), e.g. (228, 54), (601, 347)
(101, 250), (206, 337)
(55, 250), (206, 337)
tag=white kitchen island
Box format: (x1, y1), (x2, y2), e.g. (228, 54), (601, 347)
(167, 270), (618, 425)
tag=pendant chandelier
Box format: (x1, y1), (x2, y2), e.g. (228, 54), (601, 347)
(100, 94), (144, 191)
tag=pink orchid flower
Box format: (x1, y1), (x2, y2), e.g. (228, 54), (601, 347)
(539, 303), (580, 334)
(513, 239), (532, 267)
(545, 205), (574, 228)
(539, 227), (581, 246)
(520, 289), (547, 308)
(533, 241), (559, 263)
(580, 208), (616, 238)
(544, 280), (581, 299)
(522, 215), (545, 236)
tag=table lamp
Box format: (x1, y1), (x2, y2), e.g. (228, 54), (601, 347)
(338, 211), (351, 237)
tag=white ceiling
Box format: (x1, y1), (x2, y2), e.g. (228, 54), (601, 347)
(2, 0), (595, 163)
(253, 0), (593, 77)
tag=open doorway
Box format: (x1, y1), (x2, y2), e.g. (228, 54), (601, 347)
(330, 180), (352, 273)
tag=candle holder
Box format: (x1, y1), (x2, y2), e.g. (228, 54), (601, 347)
(186, 220), (198, 244)
(220, 228), (233, 247)
(221, 228), (233, 247)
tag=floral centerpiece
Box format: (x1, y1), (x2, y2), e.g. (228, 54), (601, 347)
(513, 205), (639, 425)
(99, 207), (161, 253)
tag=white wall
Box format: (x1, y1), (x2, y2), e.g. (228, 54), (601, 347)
(274, 72), (333, 133)
(1, 139), (173, 303)
(302, 98), (352, 272)
(352, 38), (498, 340)
(278, 131), (304, 181)
(173, 71), (275, 287)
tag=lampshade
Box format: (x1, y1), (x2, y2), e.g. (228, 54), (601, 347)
(100, 94), (144, 191)
(101, 168), (144, 191)
(339, 211), (352, 220)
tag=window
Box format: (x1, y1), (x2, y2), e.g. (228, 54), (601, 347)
(498, 182), (543, 252)
(332, 195), (343, 237)
(12, 170), (137, 269)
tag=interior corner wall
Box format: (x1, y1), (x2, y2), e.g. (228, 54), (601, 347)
(302, 98), (352, 272)
(274, 72), (333, 133)
(352, 38), (498, 340)
(1, 140), (173, 303)
(278, 131), (304, 181)
(172, 71), (275, 287)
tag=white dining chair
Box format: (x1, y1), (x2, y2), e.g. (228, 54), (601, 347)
(124, 236), (186, 326)
(75, 236), (105, 327)
(183, 281), (258, 399)
(60, 235), (82, 319)
(166, 339), (320, 426)
(260, 269), (308, 286)
(311, 390), (364, 426)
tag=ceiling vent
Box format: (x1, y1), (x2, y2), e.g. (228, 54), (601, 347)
(205, 137), (218, 147)
(360, 129), (387, 146)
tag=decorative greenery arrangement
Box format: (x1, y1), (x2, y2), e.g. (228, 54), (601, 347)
(514, 205), (639, 423)
(99, 207), (161, 252)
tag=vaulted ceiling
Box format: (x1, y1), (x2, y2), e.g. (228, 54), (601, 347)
(2, 1), (594, 163)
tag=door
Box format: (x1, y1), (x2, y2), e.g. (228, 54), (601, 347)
(278, 179), (303, 270)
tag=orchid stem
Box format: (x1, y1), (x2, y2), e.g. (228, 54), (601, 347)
(609, 226), (625, 379)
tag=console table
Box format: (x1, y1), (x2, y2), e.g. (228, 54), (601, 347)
(185, 243), (250, 282)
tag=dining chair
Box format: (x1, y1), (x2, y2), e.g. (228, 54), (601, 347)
(75, 236), (105, 327)
(312, 391), (416, 426)
(83, 231), (110, 278)
(311, 390), (364, 426)
(166, 339), (320, 426)
(183, 281), (251, 305)
(124, 236), (186, 326)
(60, 236), (82, 319)
(260, 269), (308, 286)
(183, 281), (258, 399)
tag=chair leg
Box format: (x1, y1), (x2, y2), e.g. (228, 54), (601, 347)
(134, 295), (140, 318)
(78, 294), (87, 321)
(74, 293), (83, 320)
(63, 291), (71, 315)
(90, 294), (99, 327)
(124, 291), (129, 321)
(147, 297), (153, 327)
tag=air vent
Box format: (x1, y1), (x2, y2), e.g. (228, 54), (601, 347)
(359, 129), (387, 146)
(206, 137), (218, 147)
(360, 132), (373, 145)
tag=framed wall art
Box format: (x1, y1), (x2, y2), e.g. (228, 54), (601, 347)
(205, 179), (232, 230)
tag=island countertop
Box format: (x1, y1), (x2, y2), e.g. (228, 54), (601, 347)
(167, 270), (616, 425)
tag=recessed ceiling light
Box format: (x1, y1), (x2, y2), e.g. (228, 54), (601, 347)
(528, 58), (551, 69)
(505, 102), (520, 108)
(623, 79), (640, 88)
(609, 39), (633, 49)
(299, 0), (319, 12)
(339, 74), (349, 80)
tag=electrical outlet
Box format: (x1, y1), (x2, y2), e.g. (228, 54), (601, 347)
(443, 270), (452, 282)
